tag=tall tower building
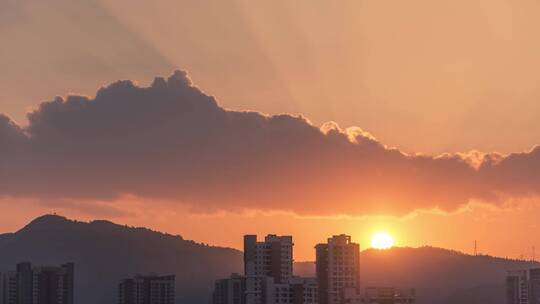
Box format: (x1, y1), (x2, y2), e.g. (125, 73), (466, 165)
(118, 274), (175, 304)
(243, 234), (294, 304)
(244, 234), (293, 283)
(315, 235), (360, 304)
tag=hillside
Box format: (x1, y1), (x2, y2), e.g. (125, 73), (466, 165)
(1, 215), (538, 304)
(295, 247), (539, 304)
(0, 215), (243, 304)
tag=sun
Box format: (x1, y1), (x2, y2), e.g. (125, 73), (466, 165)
(371, 232), (395, 249)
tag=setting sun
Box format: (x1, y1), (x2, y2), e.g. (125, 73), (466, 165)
(371, 232), (395, 249)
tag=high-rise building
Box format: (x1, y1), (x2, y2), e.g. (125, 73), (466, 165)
(216, 234), (416, 304)
(530, 269), (540, 304)
(315, 244), (329, 304)
(244, 235), (293, 283)
(118, 274), (175, 304)
(1, 263), (74, 304)
(244, 235), (294, 304)
(507, 270), (531, 304)
(215, 234), (310, 304)
(506, 268), (540, 304)
(315, 235), (360, 304)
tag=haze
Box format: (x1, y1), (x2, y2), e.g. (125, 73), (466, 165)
(2, 0), (540, 261)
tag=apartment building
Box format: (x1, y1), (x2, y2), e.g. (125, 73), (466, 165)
(0, 263), (74, 304)
(315, 235), (360, 304)
(118, 274), (175, 304)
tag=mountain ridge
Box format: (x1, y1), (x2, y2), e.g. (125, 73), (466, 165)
(1, 214), (537, 304)
(0, 214), (243, 304)
(295, 246), (539, 304)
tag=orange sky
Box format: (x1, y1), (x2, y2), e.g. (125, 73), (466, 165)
(2, 0), (540, 261)
(3, 0), (540, 154)
(0, 197), (538, 261)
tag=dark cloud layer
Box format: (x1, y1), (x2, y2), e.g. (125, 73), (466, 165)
(1, 71), (539, 216)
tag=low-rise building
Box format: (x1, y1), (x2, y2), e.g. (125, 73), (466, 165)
(213, 274), (246, 304)
(118, 274), (175, 304)
(213, 275), (318, 304)
(266, 276), (318, 304)
(362, 287), (415, 304)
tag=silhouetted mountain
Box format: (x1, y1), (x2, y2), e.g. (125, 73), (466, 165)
(2, 215), (536, 304)
(294, 247), (539, 304)
(0, 215), (243, 304)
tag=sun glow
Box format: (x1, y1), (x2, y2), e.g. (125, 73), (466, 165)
(371, 232), (394, 249)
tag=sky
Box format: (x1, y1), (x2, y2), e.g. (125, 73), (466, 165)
(2, 0), (540, 260)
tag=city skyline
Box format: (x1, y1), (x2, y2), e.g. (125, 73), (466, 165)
(3, 2), (540, 302)
(0, 213), (533, 303)
(215, 233), (414, 304)
(1, 222), (535, 304)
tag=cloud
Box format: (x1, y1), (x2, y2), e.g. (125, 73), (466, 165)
(1, 70), (539, 216)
